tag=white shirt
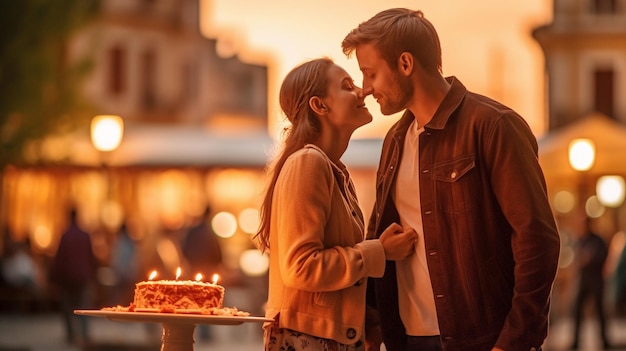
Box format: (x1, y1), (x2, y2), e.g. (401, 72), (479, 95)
(393, 120), (440, 335)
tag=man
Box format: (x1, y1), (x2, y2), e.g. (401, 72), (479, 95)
(52, 208), (97, 345)
(342, 8), (561, 351)
(570, 217), (609, 349)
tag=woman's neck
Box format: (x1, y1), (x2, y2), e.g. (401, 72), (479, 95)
(313, 130), (351, 164)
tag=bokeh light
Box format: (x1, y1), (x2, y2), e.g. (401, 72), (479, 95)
(596, 175), (626, 208)
(553, 190), (576, 214)
(238, 208), (260, 234)
(212, 211), (238, 238)
(239, 249), (269, 277)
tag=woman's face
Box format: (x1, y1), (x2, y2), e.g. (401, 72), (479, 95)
(320, 64), (372, 132)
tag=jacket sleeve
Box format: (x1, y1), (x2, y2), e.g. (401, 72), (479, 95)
(488, 114), (561, 351)
(274, 149), (385, 292)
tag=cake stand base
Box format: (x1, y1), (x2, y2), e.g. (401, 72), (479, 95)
(161, 323), (195, 351)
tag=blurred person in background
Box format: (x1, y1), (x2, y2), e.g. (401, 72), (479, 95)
(181, 205), (223, 341)
(255, 57), (417, 351)
(110, 222), (138, 306)
(570, 217), (610, 350)
(1, 233), (44, 312)
(181, 205), (223, 279)
(342, 8), (560, 351)
(614, 232), (626, 316)
(51, 208), (97, 345)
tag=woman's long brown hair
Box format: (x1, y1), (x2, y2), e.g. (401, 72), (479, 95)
(254, 58), (334, 252)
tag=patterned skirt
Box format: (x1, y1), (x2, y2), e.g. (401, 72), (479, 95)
(264, 321), (364, 351)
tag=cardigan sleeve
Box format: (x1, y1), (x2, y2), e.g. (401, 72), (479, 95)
(273, 148), (385, 292)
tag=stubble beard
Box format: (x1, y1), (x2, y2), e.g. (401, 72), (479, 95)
(380, 73), (413, 116)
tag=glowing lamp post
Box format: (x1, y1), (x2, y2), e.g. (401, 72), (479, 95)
(90, 115), (124, 230)
(91, 115), (124, 153)
(568, 138), (595, 212)
(568, 138), (595, 172)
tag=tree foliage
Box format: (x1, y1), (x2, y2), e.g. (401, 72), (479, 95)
(0, 0), (99, 166)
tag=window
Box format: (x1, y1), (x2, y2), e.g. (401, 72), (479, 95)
(594, 68), (614, 117)
(181, 61), (198, 103)
(591, 0), (618, 14)
(141, 49), (156, 109)
(108, 45), (125, 95)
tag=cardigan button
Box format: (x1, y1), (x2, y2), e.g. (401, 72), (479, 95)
(346, 328), (357, 339)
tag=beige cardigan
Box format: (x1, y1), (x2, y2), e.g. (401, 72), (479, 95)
(264, 145), (386, 345)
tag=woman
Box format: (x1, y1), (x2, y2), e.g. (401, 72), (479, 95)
(255, 58), (417, 351)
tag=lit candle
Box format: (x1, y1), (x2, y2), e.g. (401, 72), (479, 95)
(176, 267), (181, 280)
(148, 270), (157, 281)
(211, 273), (219, 285)
(195, 273), (203, 281)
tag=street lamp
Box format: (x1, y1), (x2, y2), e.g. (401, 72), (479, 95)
(90, 115), (124, 230)
(90, 115), (124, 153)
(568, 138), (595, 212)
(568, 138), (595, 172)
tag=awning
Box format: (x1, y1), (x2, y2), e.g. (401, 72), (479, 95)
(63, 123), (383, 168)
(538, 113), (626, 180)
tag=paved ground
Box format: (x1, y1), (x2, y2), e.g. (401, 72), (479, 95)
(0, 313), (264, 351)
(0, 313), (625, 351)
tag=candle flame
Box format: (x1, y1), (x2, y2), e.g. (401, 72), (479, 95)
(212, 273), (219, 285)
(195, 273), (203, 281)
(148, 270), (157, 280)
(176, 267), (181, 280)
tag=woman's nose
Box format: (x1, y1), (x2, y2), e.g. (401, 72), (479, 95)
(357, 86), (373, 99)
(360, 86), (373, 98)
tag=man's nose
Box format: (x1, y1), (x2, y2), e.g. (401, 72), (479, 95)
(359, 86), (373, 99)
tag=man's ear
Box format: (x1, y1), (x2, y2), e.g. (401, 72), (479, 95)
(398, 52), (414, 76)
(309, 96), (327, 115)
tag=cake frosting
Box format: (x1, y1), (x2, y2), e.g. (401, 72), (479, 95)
(132, 280), (224, 312)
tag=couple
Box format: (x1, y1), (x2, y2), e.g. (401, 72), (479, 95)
(255, 8), (561, 351)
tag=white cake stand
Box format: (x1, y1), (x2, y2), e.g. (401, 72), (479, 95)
(75, 310), (272, 351)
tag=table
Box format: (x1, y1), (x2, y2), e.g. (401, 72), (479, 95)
(75, 310), (272, 351)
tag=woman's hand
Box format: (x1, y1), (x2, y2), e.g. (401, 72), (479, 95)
(379, 223), (417, 260)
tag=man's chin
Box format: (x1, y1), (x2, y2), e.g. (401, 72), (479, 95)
(380, 107), (402, 116)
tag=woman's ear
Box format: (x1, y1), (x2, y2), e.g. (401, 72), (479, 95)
(398, 52), (414, 76)
(309, 96), (328, 115)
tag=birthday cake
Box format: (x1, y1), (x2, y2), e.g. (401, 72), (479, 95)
(102, 275), (248, 316)
(133, 280), (225, 312)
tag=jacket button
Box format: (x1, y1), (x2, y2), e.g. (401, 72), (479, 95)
(346, 328), (357, 339)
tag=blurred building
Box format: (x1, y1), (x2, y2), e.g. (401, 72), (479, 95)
(0, 0), (380, 312)
(533, 0), (626, 319)
(1, 0), (274, 309)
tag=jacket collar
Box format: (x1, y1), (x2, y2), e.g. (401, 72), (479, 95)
(392, 76), (467, 139)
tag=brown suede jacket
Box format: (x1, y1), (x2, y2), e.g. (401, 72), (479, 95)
(366, 77), (560, 351)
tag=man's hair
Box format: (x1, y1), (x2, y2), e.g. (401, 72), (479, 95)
(342, 8), (442, 75)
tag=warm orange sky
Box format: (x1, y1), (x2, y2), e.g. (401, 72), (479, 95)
(200, 0), (552, 139)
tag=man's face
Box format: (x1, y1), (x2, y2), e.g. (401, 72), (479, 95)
(355, 43), (413, 116)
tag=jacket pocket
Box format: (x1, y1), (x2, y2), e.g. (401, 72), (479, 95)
(314, 291), (338, 308)
(433, 155), (478, 214)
